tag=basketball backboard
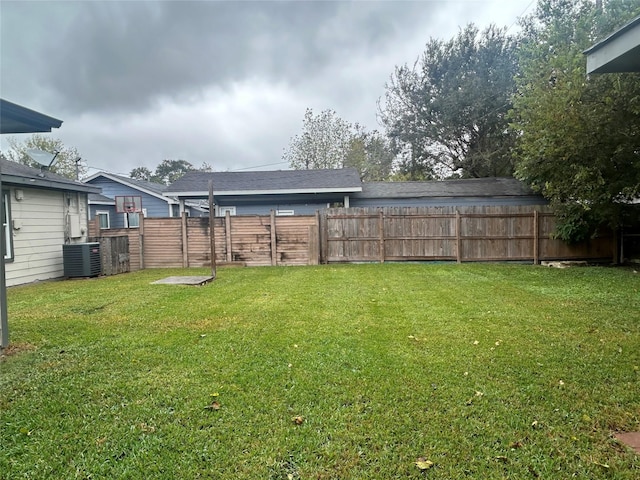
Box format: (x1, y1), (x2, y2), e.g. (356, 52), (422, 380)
(115, 195), (143, 213)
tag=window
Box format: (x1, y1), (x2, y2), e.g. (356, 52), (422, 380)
(218, 206), (236, 217)
(124, 208), (147, 228)
(276, 209), (294, 216)
(2, 191), (13, 261)
(97, 211), (110, 230)
(124, 212), (139, 228)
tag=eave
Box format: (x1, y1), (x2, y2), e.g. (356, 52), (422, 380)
(585, 15), (640, 74)
(164, 187), (363, 197)
(2, 173), (101, 194)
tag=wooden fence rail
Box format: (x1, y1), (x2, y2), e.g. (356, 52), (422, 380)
(319, 206), (614, 264)
(89, 206), (615, 274)
(90, 212), (319, 272)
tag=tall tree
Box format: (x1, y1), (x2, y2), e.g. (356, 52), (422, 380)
(284, 108), (395, 180)
(153, 159), (194, 185)
(130, 161), (210, 184)
(380, 24), (518, 179)
(344, 130), (395, 182)
(283, 108), (354, 170)
(129, 167), (153, 182)
(4, 134), (86, 180)
(511, 0), (640, 242)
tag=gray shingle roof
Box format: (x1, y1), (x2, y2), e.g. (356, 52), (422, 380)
(165, 168), (362, 196)
(355, 178), (536, 199)
(84, 172), (167, 196)
(1, 157), (100, 194)
(106, 172), (167, 195)
(88, 193), (116, 204)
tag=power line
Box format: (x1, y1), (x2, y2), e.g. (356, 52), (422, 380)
(231, 161), (289, 171)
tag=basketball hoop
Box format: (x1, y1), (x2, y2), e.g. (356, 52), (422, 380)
(115, 195), (142, 214)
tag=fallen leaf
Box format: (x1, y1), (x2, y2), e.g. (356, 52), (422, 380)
(415, 457), (434, 470)
(204, 401), (221, 411)
(292, 415), (304, 425)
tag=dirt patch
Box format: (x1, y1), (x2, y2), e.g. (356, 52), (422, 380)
(0, 342), (37, 361)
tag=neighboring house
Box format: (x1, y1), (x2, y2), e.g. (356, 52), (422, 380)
(164, 168), (363, 216)
(83, 172), (206, 231)
(1, 157), (100, 286)
(585, 15), (640, 74)
(351, 177), (547, 208)
(87, 193), (116, 230)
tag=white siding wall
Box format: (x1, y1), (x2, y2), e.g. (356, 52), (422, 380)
(5, 187), (90, 286)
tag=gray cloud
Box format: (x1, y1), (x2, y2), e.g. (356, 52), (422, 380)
(0, 0), (535, 174)
(8, 1), (433, 115)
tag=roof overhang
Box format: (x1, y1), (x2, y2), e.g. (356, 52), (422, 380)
(84, 172), (177, 204)
(0, 99), (63, 134)
(585, 15), (640, 74)
(1, 173), (101, 194)
(165, 186), (363, 197)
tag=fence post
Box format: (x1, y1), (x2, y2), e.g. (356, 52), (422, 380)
(533, 210), (539, 265)
(320, 210), (329, 264)
(270, 210), (277, 266)
(379, 210), (385, 263)
(181, 212), (189, 268)
(138, 214), (144, 270)
(456, 211), (462, 263)
(308, 225), (319, 265)
(225, 211), (232, 262)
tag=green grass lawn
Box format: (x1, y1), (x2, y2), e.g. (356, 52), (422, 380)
(1, 263), (639, 479)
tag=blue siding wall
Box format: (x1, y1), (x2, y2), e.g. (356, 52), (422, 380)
(87, 177), (173, 218)
(215, 193), (342, 216)
(350, 196), (548, 208)
(89, 205), (118, 228)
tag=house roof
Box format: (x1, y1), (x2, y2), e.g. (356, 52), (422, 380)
(88, 193), (116, 205)
(354, 177), (537, 199)
(585, 15), (640, 73)
(164, 168), (363, 197)
(1, 157), (100, 194)
(0, 98), (63, 134)
(83, 171), (176, 203)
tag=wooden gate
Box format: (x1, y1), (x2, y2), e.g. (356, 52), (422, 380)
(98, 236), (130, 275)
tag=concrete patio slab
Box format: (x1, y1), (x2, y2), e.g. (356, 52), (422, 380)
(615, 432), (640, 454)
(151, 276), (214, 286)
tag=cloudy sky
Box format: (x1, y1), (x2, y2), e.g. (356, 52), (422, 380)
(1, 0), (535, 177)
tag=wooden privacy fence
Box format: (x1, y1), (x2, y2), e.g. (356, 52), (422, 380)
(90, 211), (319, 271)
(89, 206), (615, 273)
(318, 206), (614, 264)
